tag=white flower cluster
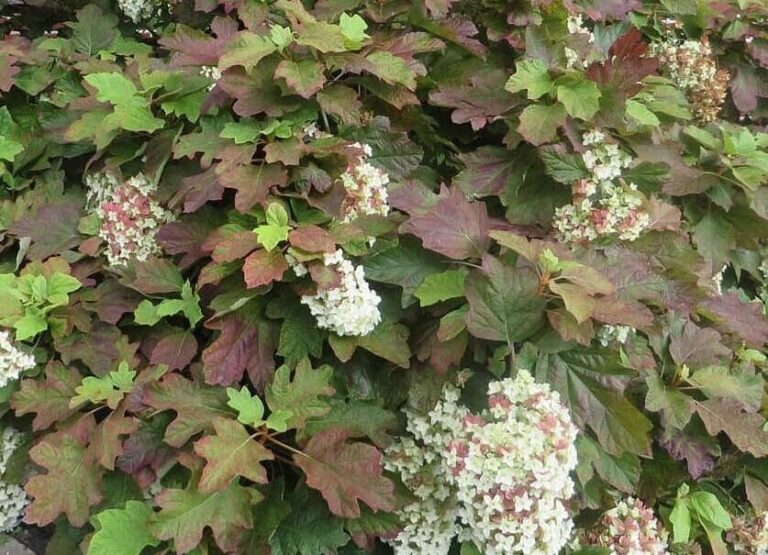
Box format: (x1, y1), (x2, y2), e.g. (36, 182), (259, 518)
(300, 250), (381, 336)
(553, 130), (650, 243)
(199, 66), (223, 91)
(85, 172), (174, 268)
(653, 36), (729, 122)
(0, 330), (35, 389)
(385, 371), (578, 555)
(582, 498), (669, 555)
(729, 512), (768, 555)
(340, 143), (390, 222)
(0, 427), (27, 533)
(564, 15), (596, 69)
(117, 0), (157, 22)
(597, 325), (633, 347)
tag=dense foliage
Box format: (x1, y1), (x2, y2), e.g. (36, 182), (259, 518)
(2, 0), (768, 553)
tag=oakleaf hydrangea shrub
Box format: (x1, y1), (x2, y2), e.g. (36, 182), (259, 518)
(1, 0), (768, 554)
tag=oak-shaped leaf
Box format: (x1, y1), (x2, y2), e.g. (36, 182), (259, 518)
(193, 417), (274, 492)
(454, 146), (519, 198)
(143, 373), (231, 447)
(430, 69), (517, 130)
(88, 500), (158, 555)
(302, 400), (397, 447)
(294, 428), (395, 518)
(159, 17), (237, 66)
(400, 184), (490, 259)
(244, 249), (289, 288)
(266, 359), (334, 430)
(645, 372), (695, 430)
(25, 435), (102, 527)
(696, 399), (768, 457)
(12, 361), (80, 431)
(150, 481), (253, 554)
(275, 59), (326, 99)
(148, 327), (199, 372)
(202, 311), (278, 391)
(89, 411), (139, 471)
(538, 347), (652, 457)
(8, 202), (83, 261)
(329, 322), (411, 368)
(697, 292), (768, 347)
(465, 255), (546, 344)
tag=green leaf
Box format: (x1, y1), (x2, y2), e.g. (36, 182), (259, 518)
(88, 501), (158, 555)
(414, 269), (468, 307)
(84, 73), (163, 133)
(266, 359), (334, 430)
(625, 99), (660, 126)
(67, 5), (118, 56)
(134, 300), (162, 326)
(71, 363), (135, 409)
(670, 499), (691, 543)
(256, 203), (291, 251)
(505, 59), (553, 100)
(690, 491), (732, 530)
(539, 146), (589, 184)
(645, 373), (694, 429)
(365, 52), (417, 90)
(688, 366), (764, 410)
(302, 400), (396, 447)
(221, 120), (265, 144)
(465, 256), (547, 344)
(275, 60), (326, 99)
(329, 322), (410, 368)
(556, 78), (601, 120)
(150, 482), (253, 554)
(339, 13), (369, 49)
(296, 21), (346, 53)
(14, 312), (48, 341)
(517, 103), (566, 145)
(270, 25), (294, 51)
(219, 32), (277, 72)
(0, 136), (23, 162)
(226, 386), (266, 428)
(277, 304), (324, 365)
(193, 417), (274, 492)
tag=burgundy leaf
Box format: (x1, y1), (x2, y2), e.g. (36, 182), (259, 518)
(243, 249), (289, 289)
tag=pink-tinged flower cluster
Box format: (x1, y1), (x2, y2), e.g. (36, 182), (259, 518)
(340, 143), (390, 222)
(728, 512), (768, 554)
(554, 130), (650, 244)
(384, 370), (578, 555)
(86, 172), (174, 268)
(582, 498), (669, 555)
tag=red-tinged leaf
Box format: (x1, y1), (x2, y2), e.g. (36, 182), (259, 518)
(204, 227), (260, 263)
(430, 70), (517, 131)
(697, 399), (768, 457)
(159, 17), (237, 66)
(89, 412), (138, 470)
(660, 428), (718, 479)
(633, 143), (719, 196)
(143, 373), (231, 447)
(400, 184), (490, 259)
(454, 146), (517, 197)
(12, 361), (80, 431)
(295, 429), (395, 518)
(148, 327), (199, 371)
(193, 417), (274, 492)
(24, 435), (102, 527)
(202, 313), (278, 391)
(646, 196), (682, 231)
(698, 292), (768, 347)
(243, 249), (289, 288)
(151, 481), (253, 554)
(425, 0), (457, 17)
(219, 66), (303, 118)
(124, 257), (185, 295)
(83, 281), (142, 325)
(465, 255), (547, 344)
(317, 84), (362, 125)
(55, 324), (126, 377)
(0, 54), (19, 93)
(275, 59), (326, 99)
(217, 163), (288, 212)
(731, 64), (759, 113)
(289, 225), (335, 253)
(171, 167), (225, 213)
(592, 296), (654, 329)
(116, 421), (176, 489)
(198, 260), (241, 288)
(582, 0), (641, 20)
(423, 16), (485, 57)
(264, 138), (304, 166)
(8, 202), (83, 261)
(157, 216), (220, 268)
(586, 29), (658, 97)
(669, 321), (730, 367)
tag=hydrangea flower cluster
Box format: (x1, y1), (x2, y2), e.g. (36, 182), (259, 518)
(580, 498), (669, 555)
(0, 330), (35, 389)
(0, 427), (27, 533)
(564, 15), (596, 69)
(728, 512), (768, 554)
(598, 325), (633, 347)
(553, 130), (650, 243)
(339, 143), (390, 222)
(199, 66), (223, 90)
(85, 172), (174, 268)
(653, 36), (730, 122)
(300, 250), (382, 336)
(117, 0), (157, 22)
(385, 370), (578, 555)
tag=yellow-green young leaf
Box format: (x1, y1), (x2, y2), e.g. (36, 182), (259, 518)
(625, 99), (660, 127)
(226, 385), (266, 427)
(414, 269), (467, 306)
(256, 203), (291, 251)
(221, 120), (265, 144)
(339, 13), (369, 50)
(555, 79), (601, 120)
(669, 499), (691, 543)
(193, 417), (274, 492)
(365, 51), (417, 90)
(270, 25), (294, 51)
(297, 21), (346, 53)
(690, 491), (732, 530)
(88, 501), (159, 555)
(505, 59), (553, 100)
(84, 73), (164, 132)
